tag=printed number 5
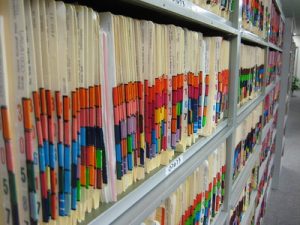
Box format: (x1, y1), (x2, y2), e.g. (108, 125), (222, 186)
(21, 167), (26, 183)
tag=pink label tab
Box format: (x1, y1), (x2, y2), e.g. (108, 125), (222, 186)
(36, 121), (43, 146)
(48, 117), (54, 143)
(5, 142), (13, 172)
(64, 121), (71, 146)
(25, 131), (34, 161)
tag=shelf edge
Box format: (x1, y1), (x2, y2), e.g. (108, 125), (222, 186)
(88, 120), (232, 225)
(122, 0), (239, 35)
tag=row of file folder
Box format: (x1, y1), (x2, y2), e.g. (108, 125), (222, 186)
(261, 127), (274, 165)
(190, 0), (234, 20)
(230, 165), (258, 225)
(241, 0), (284, 44)
(255, 154), (272, 224)
(0, 0), (230, 224)
(263, 86), (279, 127)
(259, 101), (276, 225)
(267, 51), (282, 86)
(233, 103), (263, 181)
(231, 105), (277, 225)
(142, 143), (226, 225)
(242, 0), (270, 38)
(261, 89), (278, 165)
(239, 44), (265, 107)
(269, 1), (284, 47)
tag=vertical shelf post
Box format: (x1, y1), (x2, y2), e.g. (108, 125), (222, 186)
(272, 18), (293, 189)
(223, 1), (242, 223)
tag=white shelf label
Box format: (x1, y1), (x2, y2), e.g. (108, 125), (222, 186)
(166, 155), (183, 175)
(170, 0), (186, 7)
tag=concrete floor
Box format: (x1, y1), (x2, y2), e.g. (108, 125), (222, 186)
(264, 91), (300, 225)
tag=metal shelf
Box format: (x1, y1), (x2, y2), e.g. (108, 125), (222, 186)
(268, 42), (283, 52)
(237, 94), (264, 125)
(255, 190), (263, 224)
(265, 177), (273, 203)
(265, 81), (276, 96)
(237, 81), (276, 126)
(284, 114), (288, 127)
(274, 0), (285, 22)
(241, 29), (269, 47)
(282, 136), (286, 152)
(273, 103), (279, 117)
(88, 120), (232, 225)
(230, 144), (261, 208)
(261, 118), (274, 142)
(240, 190), (257, 225)
(272, 129), (277, 144)
(211, 208), (228, 225)
(276, 75), (281, 84)
(240, 153), (274, 225)
(258, 151), (270, 185)
(286, 93), (290, 103)
(255, 178), (271, 224)
(256, 172), (273, 225)
(268, 155), (274, 178)
(122, 0), (239, 35)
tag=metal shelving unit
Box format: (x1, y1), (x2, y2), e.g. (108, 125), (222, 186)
(77, 0), (292, 224)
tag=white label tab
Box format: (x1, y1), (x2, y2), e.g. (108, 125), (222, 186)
(166, 155), (183, 175)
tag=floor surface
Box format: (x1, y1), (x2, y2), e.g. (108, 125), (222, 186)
(264, 91), (300, 225)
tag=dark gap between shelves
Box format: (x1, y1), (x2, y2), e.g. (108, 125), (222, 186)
(62, 0), (236, 39)
(241, 39), (268, 48)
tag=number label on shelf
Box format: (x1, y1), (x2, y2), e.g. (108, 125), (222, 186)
(171, 0), (186, 7)
(166, 155), (183, 175)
